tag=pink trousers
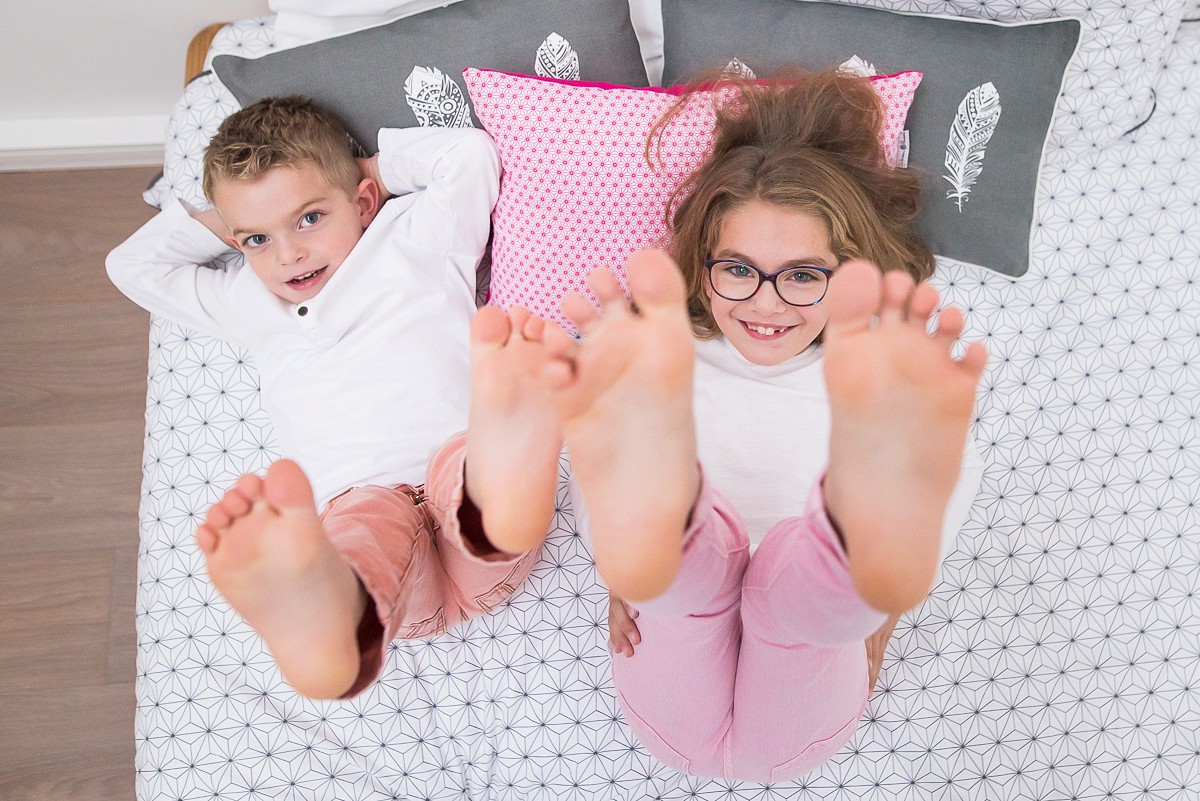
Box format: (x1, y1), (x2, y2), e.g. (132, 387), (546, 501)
(321, 432), (537, 697)
(611, 474), (887, 782)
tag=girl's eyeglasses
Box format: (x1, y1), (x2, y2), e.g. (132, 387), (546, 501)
(704, 259), (833, 307)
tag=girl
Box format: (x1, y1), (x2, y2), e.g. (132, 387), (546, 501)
(466, 69), (987, 782)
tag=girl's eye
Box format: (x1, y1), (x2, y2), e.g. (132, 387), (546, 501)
(724, 263), (754, 279)
(244, 234), (268, 248)
(784, 269), (820, 284)
(301, 211), (322, 226)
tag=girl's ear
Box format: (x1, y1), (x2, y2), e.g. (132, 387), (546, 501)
(355, 177), (382, 227)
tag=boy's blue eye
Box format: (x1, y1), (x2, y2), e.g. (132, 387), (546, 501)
(245, 234), (268, 247)
(302, 211), (322, 226)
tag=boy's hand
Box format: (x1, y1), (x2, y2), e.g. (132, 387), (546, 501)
(357, 155), (389, 199)
(185, 204), (234, 245)
(608, 593), (641, 657)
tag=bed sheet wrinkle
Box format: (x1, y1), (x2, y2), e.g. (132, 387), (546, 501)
(133, 12), (1200, 801)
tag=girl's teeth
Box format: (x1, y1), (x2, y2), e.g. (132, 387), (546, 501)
(751, 325), (779, 335)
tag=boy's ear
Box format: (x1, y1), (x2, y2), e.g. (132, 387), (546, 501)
(355, 178), (382, 227)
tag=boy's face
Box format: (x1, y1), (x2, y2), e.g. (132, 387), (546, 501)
(213, 163), (379, 304)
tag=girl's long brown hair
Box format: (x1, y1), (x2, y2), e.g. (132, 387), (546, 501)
(652, 68), (934, 339)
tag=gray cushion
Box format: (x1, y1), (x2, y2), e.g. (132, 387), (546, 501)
(661, 0), (1082, 277)
(212, 0), (648, 153)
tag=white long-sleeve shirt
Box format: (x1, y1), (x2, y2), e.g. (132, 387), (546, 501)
(692, 336), (985, 561)
(107, 127), (500, 508)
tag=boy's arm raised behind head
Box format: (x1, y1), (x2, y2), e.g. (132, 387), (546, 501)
(372, 127), (500, 285)
(105, 197), (251, 342)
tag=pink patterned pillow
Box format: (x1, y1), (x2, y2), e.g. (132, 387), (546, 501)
(464, 67), (922, 331)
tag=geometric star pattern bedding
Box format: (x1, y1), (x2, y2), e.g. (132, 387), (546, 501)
(135, 10), (1200, 801)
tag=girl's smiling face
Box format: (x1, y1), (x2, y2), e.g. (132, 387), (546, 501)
(706, 198), (838, 366)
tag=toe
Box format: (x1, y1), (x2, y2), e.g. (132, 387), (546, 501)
(907, 282), (940, 322)
(236, 472), (263, 499)
(471, 304), (511, 348)
(508, 306), (533, 333)
(824, 259), (882, 335)
(880, 270), (915, 323)
(220, 487), (253, 518)
(520, 313), (546, 342)
(206, 503), (232, 530)
(562, 291), (601, 334)
(935, 307), (966, 345)
(960, 341), (989, 378)
(264, 459), (317, 513)
(625, 249), (687, 312)
(196, 524), (218, 555)
(587, 268), (629, 314)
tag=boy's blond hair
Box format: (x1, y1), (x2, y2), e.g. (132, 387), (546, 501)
(202, 95), (361, 203)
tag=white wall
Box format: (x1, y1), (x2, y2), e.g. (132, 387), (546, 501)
(0, 0), (271, 171)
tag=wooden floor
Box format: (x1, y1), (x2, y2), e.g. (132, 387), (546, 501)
(0, 168), (156, 801)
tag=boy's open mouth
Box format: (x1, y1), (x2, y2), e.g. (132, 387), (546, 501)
(288, 267), (326, 286)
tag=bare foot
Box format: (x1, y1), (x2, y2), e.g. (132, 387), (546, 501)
(822, 261), (987, 614)
(545, 249), (700, 601)
(196, 460), (366, 699)
(466, 305), (563, 554)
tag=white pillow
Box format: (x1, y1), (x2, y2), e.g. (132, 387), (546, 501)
(268, 0), (468, 47)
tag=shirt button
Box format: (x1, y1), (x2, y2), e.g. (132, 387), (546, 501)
(297, 306), (308, 317)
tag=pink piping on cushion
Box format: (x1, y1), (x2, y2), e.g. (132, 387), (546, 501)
(463, 67), (923, 97)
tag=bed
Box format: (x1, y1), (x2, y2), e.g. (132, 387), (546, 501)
(133, 1), (1199, 799)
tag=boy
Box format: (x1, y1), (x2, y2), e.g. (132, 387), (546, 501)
(107, 96), (548, 699)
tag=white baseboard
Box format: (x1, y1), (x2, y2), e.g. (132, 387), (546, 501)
(0, 114), (167, 172)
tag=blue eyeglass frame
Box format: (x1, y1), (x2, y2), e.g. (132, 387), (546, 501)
(703, 258), (835, 307)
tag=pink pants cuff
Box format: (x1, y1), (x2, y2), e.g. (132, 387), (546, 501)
(322, 432), (537, 697)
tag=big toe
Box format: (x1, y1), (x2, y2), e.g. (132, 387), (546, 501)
(825, 259), (883, 335)
(625, 249), (687, 312)
(264, 459), (317, 513)
(471, 304), (511, 349)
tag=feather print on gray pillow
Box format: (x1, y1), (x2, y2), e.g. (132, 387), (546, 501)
(404, 66), (474, 128)
(944, 81), (1002, 212)
(535, 33), (581, 81)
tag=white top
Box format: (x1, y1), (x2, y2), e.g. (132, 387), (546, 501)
(107, 127), (500, 508)
(692, 336), (985, 561)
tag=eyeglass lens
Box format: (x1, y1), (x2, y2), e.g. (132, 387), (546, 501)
(709, 260), (828, 306)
